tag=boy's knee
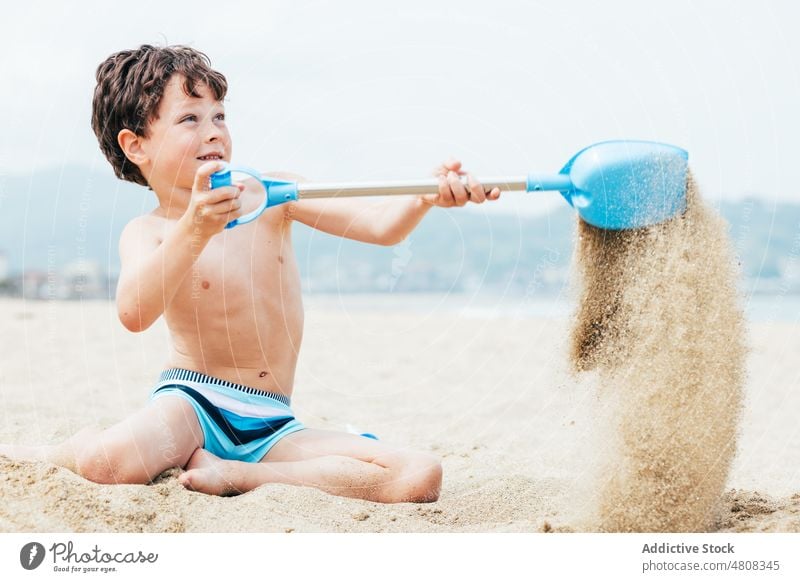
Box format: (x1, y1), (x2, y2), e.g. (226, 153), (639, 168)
(75, 438), (140, 485)
(391, 452), (442, 503)
(75, 443), (116, 484)
(412, 453), (443, 502)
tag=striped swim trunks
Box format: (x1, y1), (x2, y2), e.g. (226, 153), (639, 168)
(151, 368), (305, 463)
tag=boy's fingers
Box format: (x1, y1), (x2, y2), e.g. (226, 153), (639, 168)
(433, 158), (463, 177)
(444, 159), (462, 173)
(206, 185), (240, 204)
(447, 171), (469, 205)
(210, 194), (242, 215)
(467, 174), (486, 203)
(437, 175), (452, 205)
(221, 198), (243, 216)
(194, 161), (227, 192)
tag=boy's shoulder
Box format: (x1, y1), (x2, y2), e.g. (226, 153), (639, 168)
(118, 211), (181, 268)
(120, 212), (170, 247)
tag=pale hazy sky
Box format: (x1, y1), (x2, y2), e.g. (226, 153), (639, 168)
(2, 0), (798, 215)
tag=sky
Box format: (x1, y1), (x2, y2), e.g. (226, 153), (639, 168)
(1, 0), (798, 216)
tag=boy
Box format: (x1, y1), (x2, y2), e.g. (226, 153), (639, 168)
(0, 45), (500, 503)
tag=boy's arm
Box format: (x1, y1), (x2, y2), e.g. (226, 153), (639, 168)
(287, 196), (432, 247)
(276, 164), (499, 246)
(116, 216), (205, 332)
(116, 162), (243, 332)
(271, 171), (424, 246)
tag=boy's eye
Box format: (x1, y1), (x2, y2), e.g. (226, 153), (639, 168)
(180, 115), (197, 123)
(215, 113), (225, 121)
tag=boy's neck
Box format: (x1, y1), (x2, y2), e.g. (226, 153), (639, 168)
(152, 184), (192, 220)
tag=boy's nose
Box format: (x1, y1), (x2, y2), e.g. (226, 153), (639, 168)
(204, 120), (224, 142)
(205, 127), (223, 142)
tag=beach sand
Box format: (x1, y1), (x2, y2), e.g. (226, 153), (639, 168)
(1, 297), (798, 532)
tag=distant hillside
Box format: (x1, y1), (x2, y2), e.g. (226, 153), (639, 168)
(0, 165), (155, 275)
(0, 165), (797, 295)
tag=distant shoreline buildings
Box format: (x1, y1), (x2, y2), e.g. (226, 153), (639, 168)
(0, 255), (117, 300)
(1, 247), (798, 301)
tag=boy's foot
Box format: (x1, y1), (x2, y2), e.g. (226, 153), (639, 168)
(179, 448), (244, 496)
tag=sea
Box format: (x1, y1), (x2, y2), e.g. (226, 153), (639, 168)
(304, 292), (800, 324)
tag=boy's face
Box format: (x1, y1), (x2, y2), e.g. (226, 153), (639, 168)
(138, 75), (231, 190)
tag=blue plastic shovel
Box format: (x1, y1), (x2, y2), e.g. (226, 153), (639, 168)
(211, 140), (688, 231)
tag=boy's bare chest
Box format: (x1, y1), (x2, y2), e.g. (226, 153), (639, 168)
(176, 211), (294, 300)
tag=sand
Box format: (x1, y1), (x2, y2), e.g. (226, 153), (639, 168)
(569, 174), (745, 531)
(0, 294), (798, 532)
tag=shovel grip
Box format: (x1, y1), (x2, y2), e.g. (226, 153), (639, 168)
(210, 164), (298, 229)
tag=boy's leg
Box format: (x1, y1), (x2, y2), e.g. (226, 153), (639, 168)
(0, 426), (103, 468)
(179, 429), (442, 503)
(1, 396), (203, 485)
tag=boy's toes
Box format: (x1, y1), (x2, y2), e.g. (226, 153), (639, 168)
(179, 466), (242, 496)
(178, 471), (195, 490)
(179, 468), (214, 494)
(179, 449), (245, 496)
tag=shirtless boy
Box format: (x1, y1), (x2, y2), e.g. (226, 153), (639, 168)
(0, 45), (501, 503)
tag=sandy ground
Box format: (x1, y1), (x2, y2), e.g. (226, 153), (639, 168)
(0, 296), (798, 532)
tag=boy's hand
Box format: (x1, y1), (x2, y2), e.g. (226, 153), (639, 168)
(420, 159), (501, 208)
(185, 162), (244, 239)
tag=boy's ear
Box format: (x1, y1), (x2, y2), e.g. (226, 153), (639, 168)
(117, 129), (148, 166)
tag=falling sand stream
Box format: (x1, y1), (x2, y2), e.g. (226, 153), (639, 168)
(569, 172), (746, 532)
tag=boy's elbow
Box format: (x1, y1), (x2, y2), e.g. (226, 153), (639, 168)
(376, 230), (406, 247)
(117, 304), (152, 333)
(118, 310), (145, 333)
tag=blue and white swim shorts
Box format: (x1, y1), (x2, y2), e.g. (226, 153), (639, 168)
(150, 368), (305, 462)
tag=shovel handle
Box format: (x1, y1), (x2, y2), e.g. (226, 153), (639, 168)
(296, 176), (530, 199)
(211, 165), (574, 229)
(297, 174), (572, 199)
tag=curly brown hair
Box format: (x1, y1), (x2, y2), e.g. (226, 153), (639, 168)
(91, 45), (227, 187)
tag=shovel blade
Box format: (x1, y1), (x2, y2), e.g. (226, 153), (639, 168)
(561, 140), (688, 230)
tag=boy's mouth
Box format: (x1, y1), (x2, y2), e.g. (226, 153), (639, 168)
(197, 153), (224, 161)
